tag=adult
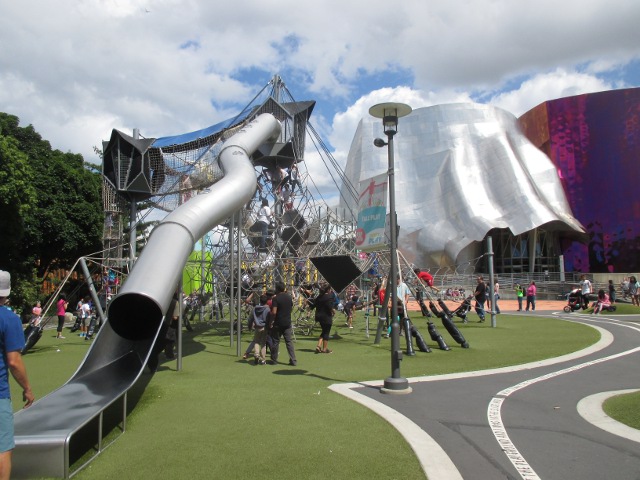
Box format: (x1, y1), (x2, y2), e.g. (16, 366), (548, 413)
(593, 289), (611, 314)
(526, 280), (537, 311)
(474, 276), (487, 322)
(313, 283), (335, 354)
(629, 276), (639, 307)
(396, 276), (410, 315)
(269, 282), (297, 366)
(55, 293), (68, 339)
(621, 277), (630, 300)
(578, 274), (592, 310)
(256, 198), (272, 252)
(0, 270), (35, 480)
(79, 297), (91, 338)
(413, 267), (439, 294)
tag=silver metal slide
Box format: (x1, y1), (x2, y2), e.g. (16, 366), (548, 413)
(12, 114), (282, 479)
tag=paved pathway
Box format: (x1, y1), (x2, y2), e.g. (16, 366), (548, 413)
(331, 308), (640, 479)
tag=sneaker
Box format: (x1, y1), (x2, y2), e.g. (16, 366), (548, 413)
(57, 336), (65, 339)
(322, 349), (333, 354)
(288, 360), (297, 366)
(349, 326), (354, 329)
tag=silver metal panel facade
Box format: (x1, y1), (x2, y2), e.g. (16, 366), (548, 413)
(340, 103), (584, 268)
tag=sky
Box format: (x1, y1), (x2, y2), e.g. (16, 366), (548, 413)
(1, 0), (639, 203)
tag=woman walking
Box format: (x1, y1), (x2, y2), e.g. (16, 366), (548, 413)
(313, 282), (335, 354)
(525, 281), (536, 311)
(55, 294), (68, 339)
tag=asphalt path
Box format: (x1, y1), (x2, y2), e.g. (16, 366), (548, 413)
(330, 310), (640, 480)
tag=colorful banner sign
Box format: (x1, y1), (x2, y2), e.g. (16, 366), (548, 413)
(356, 173), (388, 252)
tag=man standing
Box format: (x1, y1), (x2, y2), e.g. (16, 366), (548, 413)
(396, 276), (410, 310)
(579, 274), (593, 309)
(0, 270), (35, 480)
(474, 276), (487, 322)
(269, 282), (297, 366)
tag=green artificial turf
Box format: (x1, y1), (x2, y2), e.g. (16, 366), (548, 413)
(603, 390), (640, 430)
(11, 311), (602, 479)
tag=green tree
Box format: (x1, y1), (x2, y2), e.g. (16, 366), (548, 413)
(0, 113), (103, 308)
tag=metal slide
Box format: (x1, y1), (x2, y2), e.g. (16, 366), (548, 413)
(12, 114), (282, 479)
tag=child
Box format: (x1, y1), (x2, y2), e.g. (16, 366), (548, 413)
(344, 295), (358, 328)
(251, 294), (271, 365)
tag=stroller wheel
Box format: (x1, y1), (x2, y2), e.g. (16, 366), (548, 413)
(563, 306), (571, 313)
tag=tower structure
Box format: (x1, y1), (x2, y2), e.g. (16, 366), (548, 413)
(101, 75), (361, 315)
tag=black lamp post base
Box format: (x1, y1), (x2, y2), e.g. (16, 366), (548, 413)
(381, 377), (412, 394)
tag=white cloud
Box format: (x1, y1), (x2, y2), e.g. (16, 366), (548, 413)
(0, 0), (638, 169)
(487, 69), (614, 116)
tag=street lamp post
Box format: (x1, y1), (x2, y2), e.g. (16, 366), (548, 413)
(369, 102), (412, 395)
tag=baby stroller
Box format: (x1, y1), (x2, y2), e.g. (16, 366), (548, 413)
(563, 289), (584, 313)
(453, 295), (473, 323)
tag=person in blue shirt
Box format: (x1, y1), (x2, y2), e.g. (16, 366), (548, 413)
(0, 270), (34, 479)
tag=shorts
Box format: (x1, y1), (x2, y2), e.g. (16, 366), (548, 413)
(0, 398), (15, 452)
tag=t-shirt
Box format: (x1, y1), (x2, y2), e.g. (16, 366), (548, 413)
(81, 302), (91, 319)
(313, 292), (335, 324)
(56, 298), (67, 316)
(580, 279), (592, 295)
(271, 292), (293, 327)
(417, 271), (433, 286)
(0, 306), (26, 399)
(475, 282), (487, 302)
(257, 206), (271, 224)
(396, 282), (410, 303)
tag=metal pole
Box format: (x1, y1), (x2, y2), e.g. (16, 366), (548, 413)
(177, 280), (183, 371)
(236, 211), (242, 356)
(129, 128), (140, 271)
(487, 236), (496, 328)
(78, 257), (106, 325)
(229, 214), (235, 347)
(382, 132), (410, 393)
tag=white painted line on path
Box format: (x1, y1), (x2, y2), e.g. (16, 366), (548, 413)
(329, 319), (613, 479)
(488, 321), (640, 479)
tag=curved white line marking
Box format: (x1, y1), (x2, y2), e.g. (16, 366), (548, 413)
(329, 382), (463, 480)
(489, 321), (640, 479)
(329, 320), (613, 479)
(577, 389), (640, 443)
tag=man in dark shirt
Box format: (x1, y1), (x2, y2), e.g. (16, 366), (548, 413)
(474, 276), (487, 322)
(269, 281), (297, 366)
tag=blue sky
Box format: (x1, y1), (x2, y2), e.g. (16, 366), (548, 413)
(1, 0), (639, 200)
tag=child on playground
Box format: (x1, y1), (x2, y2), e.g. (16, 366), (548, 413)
(343, 295), (358, 328)
(250, 294), (270, 364)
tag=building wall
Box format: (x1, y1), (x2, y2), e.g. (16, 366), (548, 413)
(519, 88), (640, 273)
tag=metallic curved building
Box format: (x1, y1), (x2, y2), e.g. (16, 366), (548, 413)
(340, 102), (585, 272)
(519, 87), (640, 273)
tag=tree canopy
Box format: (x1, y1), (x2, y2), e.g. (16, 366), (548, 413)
(0, 113), (103, 308)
